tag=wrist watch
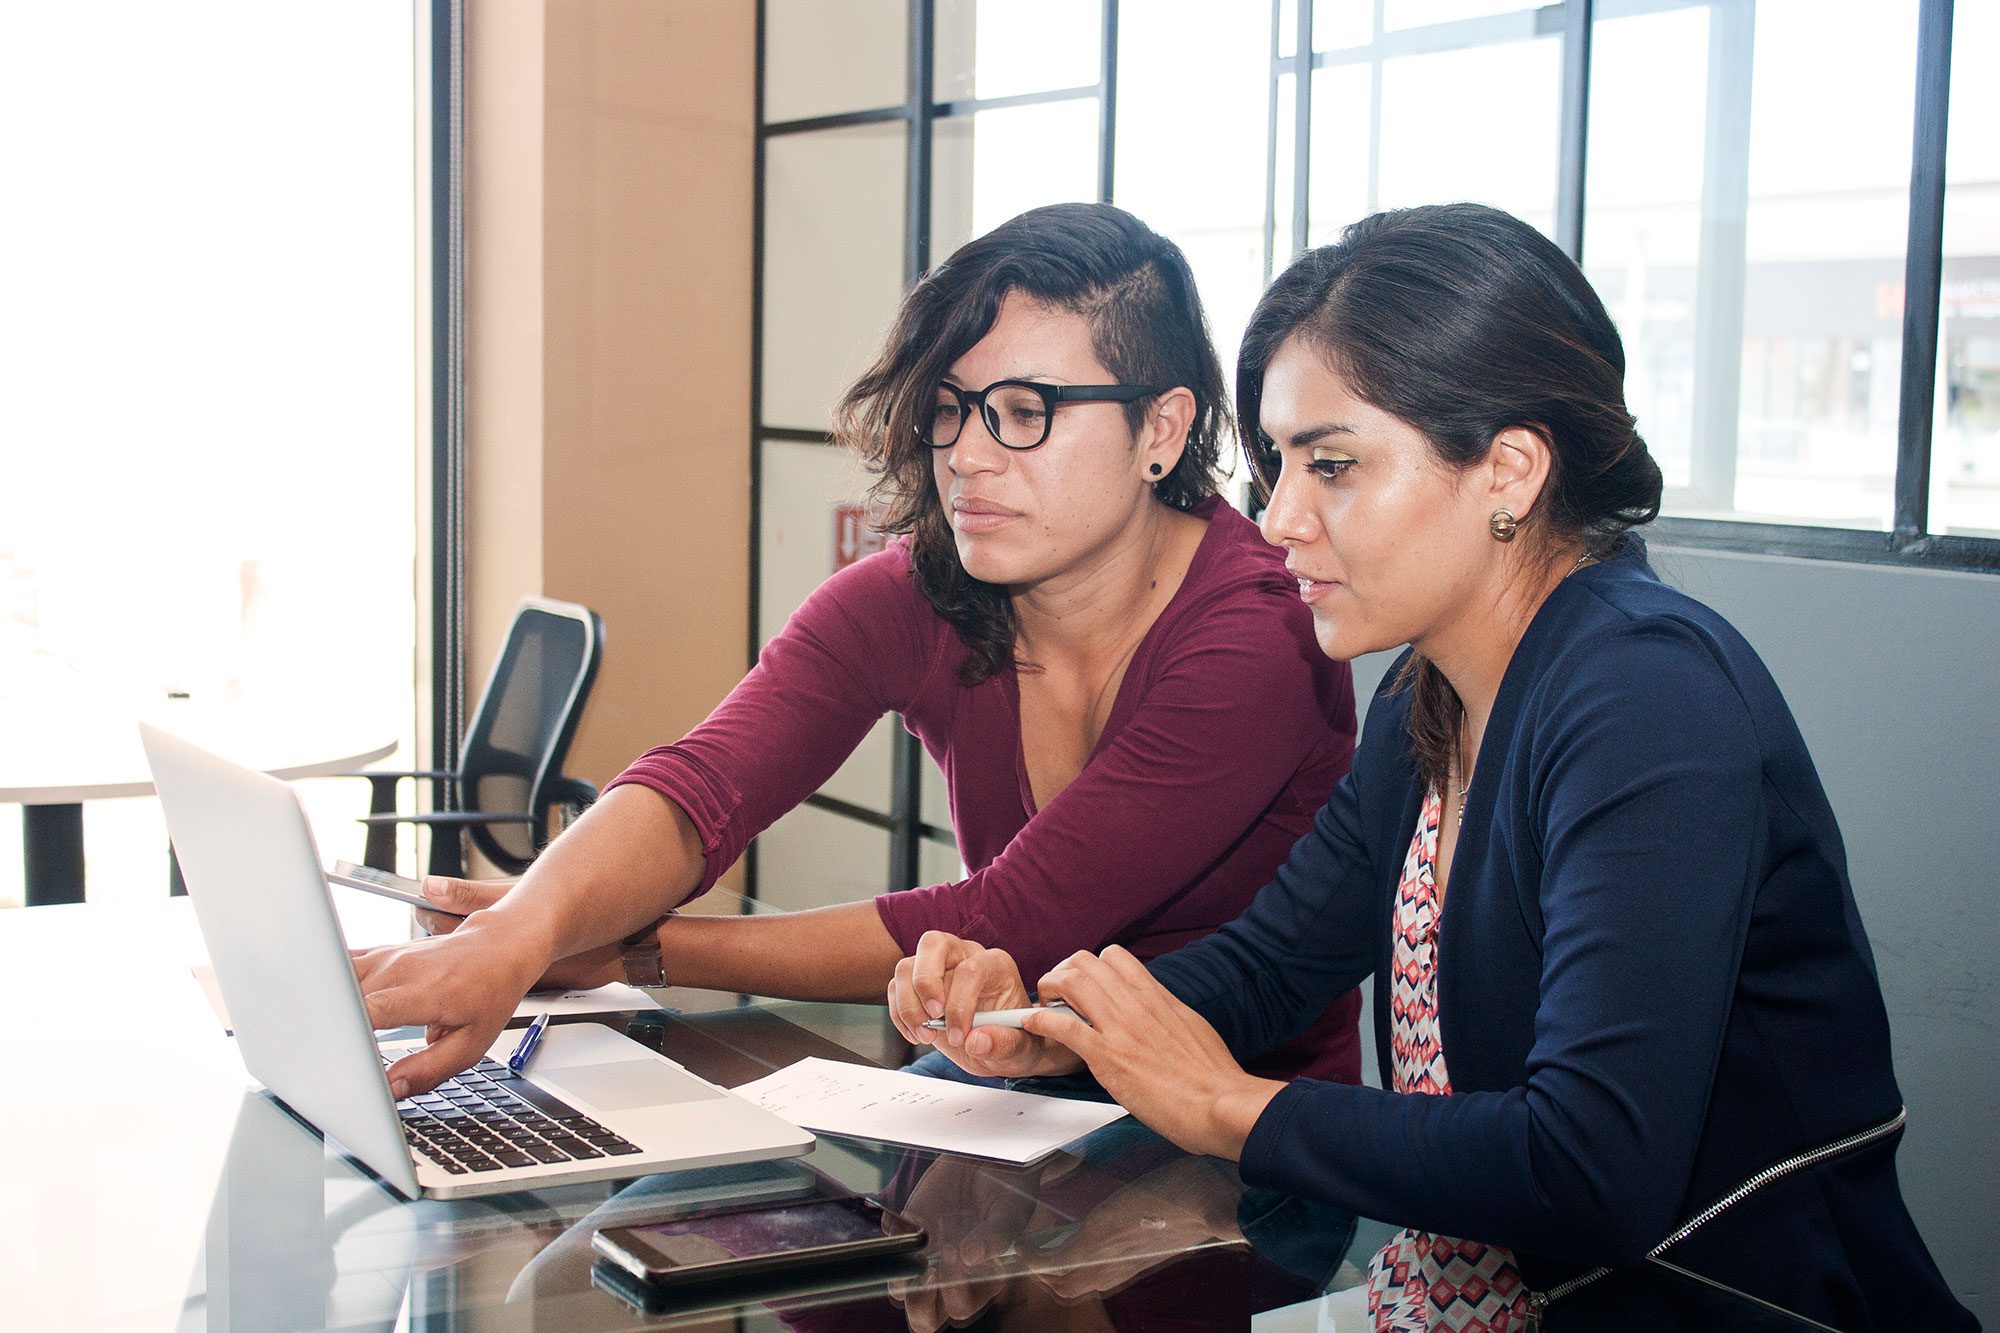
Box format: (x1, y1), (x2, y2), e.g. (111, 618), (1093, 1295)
(619, 914), (672, 989)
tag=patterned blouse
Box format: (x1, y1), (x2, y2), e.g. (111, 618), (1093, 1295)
(1365, 786), (1534, 1332)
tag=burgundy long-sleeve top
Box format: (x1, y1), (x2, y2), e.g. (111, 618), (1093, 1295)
(609, 496), (1362, 1083)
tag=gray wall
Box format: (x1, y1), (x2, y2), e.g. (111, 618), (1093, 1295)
(1344, 544), (1996, 1321)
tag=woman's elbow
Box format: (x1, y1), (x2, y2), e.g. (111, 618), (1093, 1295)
(1522, 1124), (1682, 1267)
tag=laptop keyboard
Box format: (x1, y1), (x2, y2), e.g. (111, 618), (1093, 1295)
(384, 1055), (645, 1175)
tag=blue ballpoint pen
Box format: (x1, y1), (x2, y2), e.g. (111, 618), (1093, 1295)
(508, 1013), (550, 1073)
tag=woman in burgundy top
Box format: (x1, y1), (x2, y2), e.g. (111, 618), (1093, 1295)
(355, 203), (1360, 1097)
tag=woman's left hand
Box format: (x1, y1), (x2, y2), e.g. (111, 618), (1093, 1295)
(1014, 945), (1287, 1161)
(411, 876), (622, 991)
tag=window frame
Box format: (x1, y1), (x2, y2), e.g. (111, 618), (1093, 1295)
(749, 0), (1121, 894)
(1271, 0), (1996, 574)
(738, 0), (1992, 900)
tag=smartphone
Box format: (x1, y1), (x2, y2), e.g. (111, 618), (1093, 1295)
(591, 1194), (926, 1291)
(326, 860), (463, 916)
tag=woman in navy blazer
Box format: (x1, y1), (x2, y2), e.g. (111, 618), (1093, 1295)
(890, 204), (1974, 1330)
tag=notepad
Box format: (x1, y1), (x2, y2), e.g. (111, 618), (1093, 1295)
(735, 1056), (1128, 1165)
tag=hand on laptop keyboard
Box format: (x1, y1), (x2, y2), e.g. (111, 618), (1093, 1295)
(353, 904), (557, 1097)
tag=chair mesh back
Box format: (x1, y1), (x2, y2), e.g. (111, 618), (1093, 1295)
(460, 609), (592, 866)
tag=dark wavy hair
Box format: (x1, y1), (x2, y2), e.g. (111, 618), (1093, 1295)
(833, 203), (1230, 684)
(1236, 203), (1664, 791)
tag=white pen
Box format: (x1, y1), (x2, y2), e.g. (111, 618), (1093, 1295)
(921, 1000), (1089, 1031)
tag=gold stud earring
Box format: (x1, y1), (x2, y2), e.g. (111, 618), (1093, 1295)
(1489, 509), (1519, 542)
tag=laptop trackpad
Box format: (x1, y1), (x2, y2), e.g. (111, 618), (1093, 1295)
(542, 1060), (725, 1111)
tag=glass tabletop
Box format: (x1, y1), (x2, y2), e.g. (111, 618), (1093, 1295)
(181, 995), (1840, 1331)
(0, 891), (1848, 1328)
(183, 998), (1358, 1331)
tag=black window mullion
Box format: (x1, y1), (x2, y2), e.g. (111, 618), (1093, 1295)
(431, 0), (466, 802)
(1099, 0), (1119, 202)
(763, 105), (909, 136)
(1292, 0), (1314, 256)
(1554, 0), (1592, 262)
(889, 0), (936, 895)
(1893, 0), (1955, 545)
(905, 0), (934, 285)
(745, 0), (770, 901)
(1262, 0), (1282, 283)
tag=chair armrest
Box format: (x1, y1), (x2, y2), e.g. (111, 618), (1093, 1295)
(330, 769), (458, 782)
(543, 775), (598, 809)
(357, 811), (535, 827)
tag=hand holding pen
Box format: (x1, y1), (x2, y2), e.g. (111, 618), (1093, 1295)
(920, 1000), (1090, 1032)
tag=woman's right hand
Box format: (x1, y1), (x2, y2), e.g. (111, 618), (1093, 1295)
(352, 900), (556, 1098)
(887, 931), (1084, 1080)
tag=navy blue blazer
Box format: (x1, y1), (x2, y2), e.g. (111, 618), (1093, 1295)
(1151, 539), (1974, 1330)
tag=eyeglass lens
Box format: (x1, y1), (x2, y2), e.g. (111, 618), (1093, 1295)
(926, 382), (1053, 450)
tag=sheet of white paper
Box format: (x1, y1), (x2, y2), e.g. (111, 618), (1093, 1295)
(188, 964), (662, 1035)
(513, 983), (663, 1017)
(735, 1056), (1127, 1165)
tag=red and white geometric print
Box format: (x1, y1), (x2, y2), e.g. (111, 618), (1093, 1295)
(1364, 786), (1533, 1332)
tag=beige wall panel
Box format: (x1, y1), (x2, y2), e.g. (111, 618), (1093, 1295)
(761, 124), (907, 429)
(464, 0), (546, 689)
(754, 801), (890, 914)
(540, 1), (757, 791)
(756, 439), (894, 811)
(462, 1), (756, 883)
(920, 748), (952, 832)
(919, 838), (964, 890)
(763, 0), (907, 123)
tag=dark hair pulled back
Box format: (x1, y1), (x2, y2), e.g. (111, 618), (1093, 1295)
(1236, 202), (1664, 791)
(834, 202), (1230, 684)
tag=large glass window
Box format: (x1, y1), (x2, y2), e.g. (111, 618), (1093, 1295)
(0, 5), (420, 905)
(1116, 2), (1276, 378)
(1586, 0), (1970, 536)
(1935, 0), (2000, 538)
(1275, 0), (1992, 566)
(748, 0), (1993, 906)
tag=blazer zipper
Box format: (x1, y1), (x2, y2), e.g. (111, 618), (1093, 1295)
(1522, 1107), (1906, 1331)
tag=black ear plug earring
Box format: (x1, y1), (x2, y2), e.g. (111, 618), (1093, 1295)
(1148, 463), (1164, 477)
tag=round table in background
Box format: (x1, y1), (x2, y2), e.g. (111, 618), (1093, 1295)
(0, 703), (396, 906)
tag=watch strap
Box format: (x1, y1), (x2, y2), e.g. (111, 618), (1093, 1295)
(619, 913), (672, 989)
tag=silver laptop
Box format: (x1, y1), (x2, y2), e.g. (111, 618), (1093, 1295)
(141, 723), (813, 1201)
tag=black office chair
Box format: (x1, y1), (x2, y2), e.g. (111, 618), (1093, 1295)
(348, 596), (604, 878)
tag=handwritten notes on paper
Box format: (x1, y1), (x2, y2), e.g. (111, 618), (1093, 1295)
(735, 1056), (1127, 1165)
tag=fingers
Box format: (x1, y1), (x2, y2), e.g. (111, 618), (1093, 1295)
(412, 906), (463, 938)
(1034, 945), (1160, 1031)
(958, 1024), (1038, 1064)
(1015, 1006), (1099, 1063)
(382, 1022), (496, 1098)
(361, 980), (430, 1033)
(908, 930), (975, 1023)
(1096, 943), (1154, 984)
(887, 955), (935, 1046)
(420, 875), (505, 917)
(940, 947), (1021, 1048)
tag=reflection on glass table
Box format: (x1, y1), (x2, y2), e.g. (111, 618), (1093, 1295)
(184, 1002), (1354, 1330)
(183, 994), (1848, 1332)
(0, 889), (1854, 1331)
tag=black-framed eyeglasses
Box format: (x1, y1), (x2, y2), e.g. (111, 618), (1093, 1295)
(921, 379), (1159, 451)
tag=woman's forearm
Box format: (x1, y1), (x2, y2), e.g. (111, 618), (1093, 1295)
(487, 784), (708, 964)
(659, 899), (907, 1003)
(486, 784), (906, 1001)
